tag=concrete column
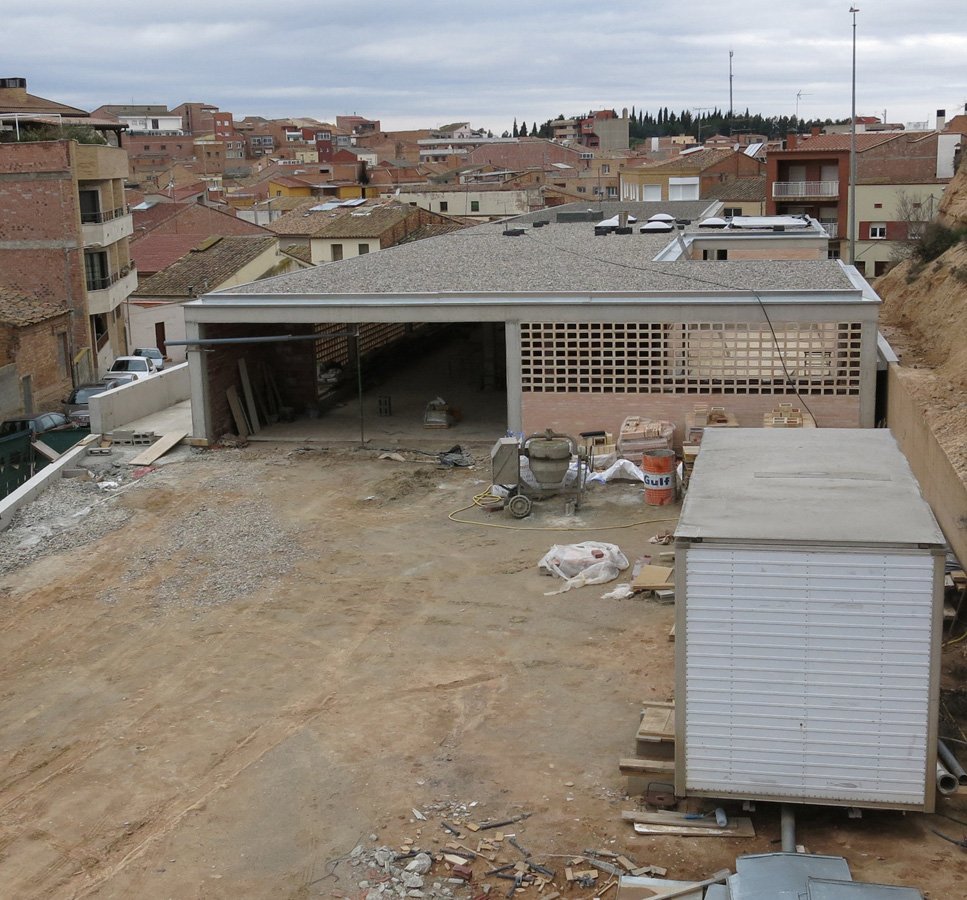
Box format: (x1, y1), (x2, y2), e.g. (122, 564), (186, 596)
(504, 320), (522, 434)
(859, 317), (878, 427)
(186, 320), (210, 442)
(481, 322), (496, 391)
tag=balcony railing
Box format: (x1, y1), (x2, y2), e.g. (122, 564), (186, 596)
(80, 205), (128, 225)
(772, 180), (840, 199)
(86, 263), (135, 293)
(819, 220), (839, 239)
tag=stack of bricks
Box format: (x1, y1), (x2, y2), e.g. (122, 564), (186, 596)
(763, 403), (804, 427)
(617, 416), (674, 460)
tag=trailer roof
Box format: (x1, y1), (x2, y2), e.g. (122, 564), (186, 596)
(676, 429), (945, 547)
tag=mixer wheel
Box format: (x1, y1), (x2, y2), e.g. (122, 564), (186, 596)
(507, 494), (532, 519)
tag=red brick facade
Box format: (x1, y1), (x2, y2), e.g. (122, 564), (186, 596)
(0, 314), (72, 416)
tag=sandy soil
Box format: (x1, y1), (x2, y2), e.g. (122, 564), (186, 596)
(1, 446), (965, 899)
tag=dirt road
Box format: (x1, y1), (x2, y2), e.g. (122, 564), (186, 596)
(0, 445), (964, 898)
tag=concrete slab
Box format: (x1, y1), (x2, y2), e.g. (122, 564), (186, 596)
(118, 399), (192, 437)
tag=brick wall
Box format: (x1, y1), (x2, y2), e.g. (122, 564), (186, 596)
(0, 315), (72, 417)
(521, 392), (861, 448)
(203, 323), (318, 438)
(0, 141), (92, 357)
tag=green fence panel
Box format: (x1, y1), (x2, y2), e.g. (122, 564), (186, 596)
(0, 431), (36, 498)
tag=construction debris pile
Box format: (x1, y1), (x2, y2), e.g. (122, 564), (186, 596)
(330, 804), (684, 900)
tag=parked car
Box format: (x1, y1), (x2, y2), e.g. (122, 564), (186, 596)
(0, 412), (74, 438)
(107, 356), (158, 379)
(132, 347), (166, 371)
(63, 378), (133, 426)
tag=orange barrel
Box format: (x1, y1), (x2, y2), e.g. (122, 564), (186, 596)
(642, 449), (677, 506)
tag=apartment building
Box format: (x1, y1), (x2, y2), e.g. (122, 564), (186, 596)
(767, 119), (966, 273)
(0, 78), (135, 385)
(621, 148), (763, 202)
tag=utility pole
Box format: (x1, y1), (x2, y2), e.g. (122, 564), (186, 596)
(849, 6), (860, 266)
(692, 107), (712, 144)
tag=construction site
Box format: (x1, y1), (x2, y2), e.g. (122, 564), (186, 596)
(1, 183), (967, 900)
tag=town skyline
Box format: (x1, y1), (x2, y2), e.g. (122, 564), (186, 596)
(8, 0), (965, 135)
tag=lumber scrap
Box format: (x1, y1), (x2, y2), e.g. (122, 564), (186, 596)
(127, 431), (188, 466)
(632, 565), (673, 591)
(226, 385), (250, 437)
(630, 819), (754, 838)
(238, 359), (260, 433)
(618, 758), (675, 776)
(31, 440), (60, 462)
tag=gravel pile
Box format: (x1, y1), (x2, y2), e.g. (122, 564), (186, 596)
(109, 495), (307, 609)
(0, 477), (133, 576)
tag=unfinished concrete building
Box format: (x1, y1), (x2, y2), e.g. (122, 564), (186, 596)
(179, 202), (883, 446)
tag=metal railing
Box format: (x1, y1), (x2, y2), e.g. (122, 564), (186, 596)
(85, 263), (135, 293)
(80, 205), (128, 225)
(772, 180), (840, 198)
(819, 220), (839, 239)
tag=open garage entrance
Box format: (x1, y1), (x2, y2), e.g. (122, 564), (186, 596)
(196, 321), (508, 445)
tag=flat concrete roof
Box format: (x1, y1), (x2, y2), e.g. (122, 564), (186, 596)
(676, 429), (945, 548)
(217, 218), (856, 296)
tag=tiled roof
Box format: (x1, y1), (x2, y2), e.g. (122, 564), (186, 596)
(703, 176), (766, 202)
(394, 221), (471, 244)
(0, 285), (68, 327)
(785, 132), (905, 153)
(224, 201), (854, 296)
(131, 233), (213, 276)
(636, 148), (736, 172)
(265, 199), (389, 237)
(0, 85), (87, 117)
(282, 244), (313, 264)
(310, 205), (414, 239)
(133, 202), (269, 240)
(132, 236), (278, 297)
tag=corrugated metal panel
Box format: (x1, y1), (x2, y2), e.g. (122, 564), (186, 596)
(685, 547), (934, 806)
(732, 853), (852, 900)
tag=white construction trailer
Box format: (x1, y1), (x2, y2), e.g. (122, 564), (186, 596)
(674, 428), (946, 811)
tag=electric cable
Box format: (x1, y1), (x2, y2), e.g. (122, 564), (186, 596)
(521, 228), (827, 423)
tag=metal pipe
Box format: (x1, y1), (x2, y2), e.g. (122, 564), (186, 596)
(780, 804), (796, 852)
(938, 741), (967, 786)
(937, 761), (958, 795)
(166, 333), (355, 347)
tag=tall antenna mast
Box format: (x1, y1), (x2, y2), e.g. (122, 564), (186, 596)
(729, 50), (734, 129)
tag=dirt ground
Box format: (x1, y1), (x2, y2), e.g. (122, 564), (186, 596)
(1, 444), (966, 899)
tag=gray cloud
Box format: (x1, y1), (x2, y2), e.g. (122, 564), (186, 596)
(7, 1), (965, 132)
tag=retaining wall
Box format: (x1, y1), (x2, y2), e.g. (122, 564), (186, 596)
(887, 363), (967, 566)
(90, 363), (190, 434)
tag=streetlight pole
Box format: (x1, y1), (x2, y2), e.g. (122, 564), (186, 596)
(849, 6), (859, 266)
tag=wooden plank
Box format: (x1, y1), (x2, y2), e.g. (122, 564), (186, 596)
(668, 623), (676, 642)
(31, 440), (60, 462)
(621, 810), (732, 828)
(637, 706), (675, 742)
(238, 359), (260, 433)
(622, 870), (731, 900)
(632, 565), (673, 591)
(226, 386), (250, 437)
(633, 821), (754, 838)
(128, 431), (188, 466)
(619, 758), (675, 776)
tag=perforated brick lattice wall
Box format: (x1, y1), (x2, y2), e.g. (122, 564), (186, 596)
(314, 323), (412, 368)
(519, 321), (862, 395)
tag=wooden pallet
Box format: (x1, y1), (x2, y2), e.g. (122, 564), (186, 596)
(637, 703), (676, 760)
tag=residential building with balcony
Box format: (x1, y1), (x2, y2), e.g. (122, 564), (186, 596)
(766, 122), (967, 273)
(90, 104), (183, 135)
(0, 78), (136, 383)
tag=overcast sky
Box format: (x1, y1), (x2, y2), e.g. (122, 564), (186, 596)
(8, 1), (965, 133)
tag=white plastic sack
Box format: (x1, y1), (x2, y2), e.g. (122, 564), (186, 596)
(539, 541), (629, 595)
(586, 458), (645, 484)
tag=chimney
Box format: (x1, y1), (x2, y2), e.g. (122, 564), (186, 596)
(786, 132), (798, 150)
(619, 211), (629, 230)
(811, 126), (821, 137)
(936, 109), (947, 131)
